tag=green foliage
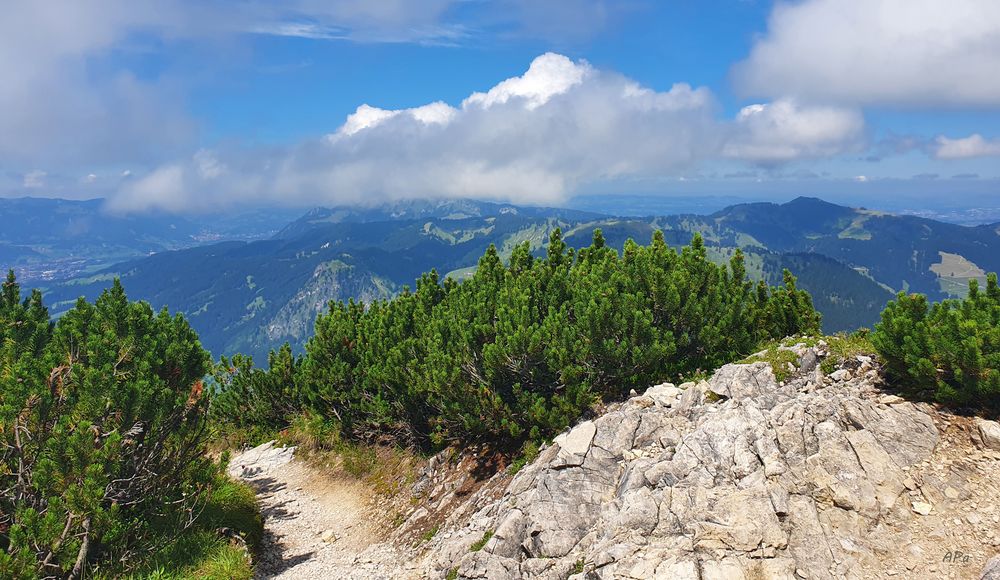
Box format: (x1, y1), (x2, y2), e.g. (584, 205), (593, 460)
(510, 440), (540, 474)
(0, 271), (223, 578)
(470, 530), (494, 552)
(210, 343), (303, 446)
(873, 273), (1000, 411)
(222, 231), (819, 453)
(100, 474), (261, 580)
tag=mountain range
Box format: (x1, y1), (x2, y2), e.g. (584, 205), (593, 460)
(0, 197), (302, 282)
(9, 196), (998, 362)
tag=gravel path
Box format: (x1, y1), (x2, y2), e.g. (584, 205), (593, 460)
(228, 442), (416, 580)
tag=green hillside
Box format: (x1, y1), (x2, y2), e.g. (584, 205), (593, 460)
(39, 197), (998, 361)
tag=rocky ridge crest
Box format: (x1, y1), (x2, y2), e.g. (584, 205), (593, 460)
(414, 342), (1000, 579)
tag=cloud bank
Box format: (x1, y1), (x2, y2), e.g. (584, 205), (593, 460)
(109, 54), (866, 212)
(934, 134), (1000, 159)
(733, 0), (1000, 107)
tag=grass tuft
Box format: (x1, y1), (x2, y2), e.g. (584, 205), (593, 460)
(470, 530), (494, 552)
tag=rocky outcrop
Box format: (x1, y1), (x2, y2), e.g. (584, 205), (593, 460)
(420, 345), (1000, 579)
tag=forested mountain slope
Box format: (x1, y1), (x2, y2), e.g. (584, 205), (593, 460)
(37, 196), (998, 361)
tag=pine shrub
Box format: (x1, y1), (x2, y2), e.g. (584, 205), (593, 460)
(283, 230), (821, 450)
(873, 273), (1000, 412)
(0, 273), (215, 578)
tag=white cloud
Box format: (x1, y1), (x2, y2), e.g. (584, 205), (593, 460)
(0, 1), (196, 169)
(934, 134), (1000, 159)
(109, 54), (866, 213)
(22, 170), (47, 189)
(733, 0), (1000, 106)
(338, 102), (457, 136)
(723, 100), (865, 164)
(463, 53), (590, 110)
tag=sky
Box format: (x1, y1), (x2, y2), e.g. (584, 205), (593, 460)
(2, 0), (999, 213)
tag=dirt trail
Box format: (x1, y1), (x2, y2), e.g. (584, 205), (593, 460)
(228, 442), (414, 580)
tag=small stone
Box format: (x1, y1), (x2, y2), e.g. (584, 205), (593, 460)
(830, 369), (853, 382)
(878, 394), (905, 405)
(903, 477), (918, 491)
(968, 514), (982, 525)
(320, 529), (337, 543)
(795, 569), (809, 579)
(944, 487), (960, 499)
(912, 501), (933, 515)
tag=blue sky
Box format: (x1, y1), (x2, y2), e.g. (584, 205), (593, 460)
(2, 0), (998, 212)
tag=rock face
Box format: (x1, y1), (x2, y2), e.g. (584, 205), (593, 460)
(424, 351), (955, 579)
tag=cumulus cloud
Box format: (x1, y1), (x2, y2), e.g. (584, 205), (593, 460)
(733, 0), (1000, 106)
(723, 100), (865, 164)
(934, 134), (1000, 159)
(109, 53), (867, 213)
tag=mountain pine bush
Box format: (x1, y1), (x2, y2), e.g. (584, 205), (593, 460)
(873, 273), (1000, 412)
(0, 273), (216, 578)
(219, 230), (820, 451)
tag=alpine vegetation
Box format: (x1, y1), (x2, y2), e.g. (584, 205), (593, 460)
(212, 229), (821, 452)
(0, 274), (220, 578)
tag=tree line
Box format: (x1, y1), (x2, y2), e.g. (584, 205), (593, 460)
(211, 229), (822, 451)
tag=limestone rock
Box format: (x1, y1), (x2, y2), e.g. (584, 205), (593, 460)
(227, 440), (296, 478)
(644, 383), (682, 406)
(551, 420), (596, 468)
(427, 354), (946, 580)
(912, 502), (933, 515)
(982, 554), (1000, 580)
(978, 419), (1000, 451)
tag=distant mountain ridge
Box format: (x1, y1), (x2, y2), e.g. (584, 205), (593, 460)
(0, 197), (302, 282)
(27, 196), (1000, 361)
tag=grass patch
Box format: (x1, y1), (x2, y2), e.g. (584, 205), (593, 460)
(741, 342), (800, 382)
(820, 332), (878, 374)
(741, 333), (877, 381)
(96, 473), (262, 580)
(470, 530), (494, 552)
(281, 411), (421, 497)
(446, 567), (459, 580)
(572, 558), (585, 574)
